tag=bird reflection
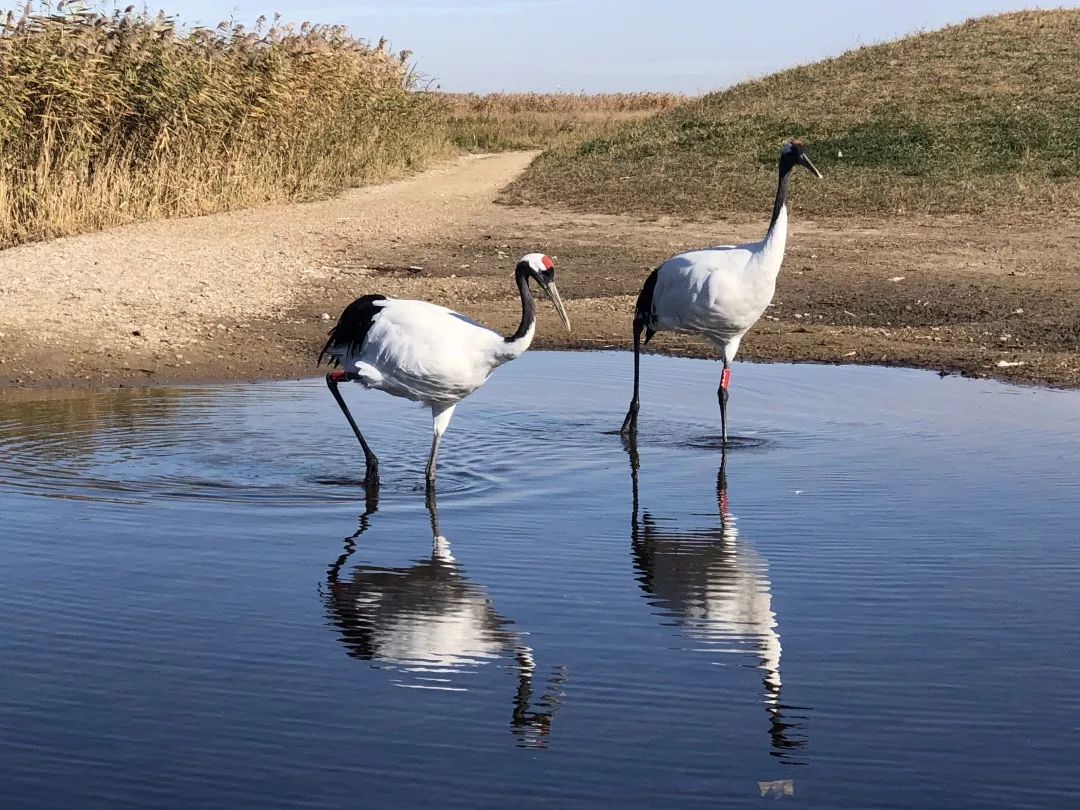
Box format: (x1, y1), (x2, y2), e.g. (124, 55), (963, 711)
(626, 443), (808, 764)
(324, 488), (566, 749)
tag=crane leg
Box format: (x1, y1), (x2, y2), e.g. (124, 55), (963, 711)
(426, 404), (456, 489)
(717, 361), (731, 445)
(619, 321), (644, 437)
(425, 434), (442, 487)
(326, 372), (380, 488)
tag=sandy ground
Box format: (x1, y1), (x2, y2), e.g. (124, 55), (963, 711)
(2, 150), (1078, 392)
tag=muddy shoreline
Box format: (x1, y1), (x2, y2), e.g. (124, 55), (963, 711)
(2, 152), (1078, 396)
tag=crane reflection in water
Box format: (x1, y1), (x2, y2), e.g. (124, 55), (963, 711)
(626, 443), (809, 764)
(323, 489), (566, 749)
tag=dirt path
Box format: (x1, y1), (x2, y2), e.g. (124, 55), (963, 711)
(0, 152), (536, 386)
(2, 150), (1078, 391)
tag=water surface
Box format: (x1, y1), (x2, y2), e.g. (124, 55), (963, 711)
(2, 353), (1079, 808)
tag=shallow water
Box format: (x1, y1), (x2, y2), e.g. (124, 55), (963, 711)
(2, 352), (1079, 808)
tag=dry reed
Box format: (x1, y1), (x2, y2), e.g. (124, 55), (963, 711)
(0, 3), (450, 248)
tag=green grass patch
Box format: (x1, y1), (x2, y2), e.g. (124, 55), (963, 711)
(504, 10), (1080, 218)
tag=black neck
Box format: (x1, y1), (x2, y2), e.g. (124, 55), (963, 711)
(505, 266), (535, 343)
(768, 161), (794, 231)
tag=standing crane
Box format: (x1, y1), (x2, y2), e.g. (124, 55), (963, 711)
(619, 140), (822, 443)
(319, 253), (570, 489)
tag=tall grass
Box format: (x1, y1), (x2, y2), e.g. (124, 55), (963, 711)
(443, 92), (685, 152)
(0, 3), (451, 248)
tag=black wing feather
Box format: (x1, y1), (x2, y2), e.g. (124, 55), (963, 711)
(318, 294), (388, 367)
(634, 267), (660, 345)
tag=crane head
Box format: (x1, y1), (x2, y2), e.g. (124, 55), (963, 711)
(781, 140), (822, 179)
(517, 253), (571, 333)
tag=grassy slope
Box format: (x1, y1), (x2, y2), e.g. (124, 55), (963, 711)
(503, 10), (1080, 218)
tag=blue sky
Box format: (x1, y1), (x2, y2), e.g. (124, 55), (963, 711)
(172, 1), (1075, 92)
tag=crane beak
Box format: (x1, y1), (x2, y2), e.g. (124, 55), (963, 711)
(800, 154), (823, 179)
(541, 281), (572, 333)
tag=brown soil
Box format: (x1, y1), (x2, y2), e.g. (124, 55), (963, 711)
(2, 151), (1078, 393)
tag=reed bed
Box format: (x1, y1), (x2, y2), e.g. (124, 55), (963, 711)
(0, 3), (450, 248)
(442, 92), (685, 152)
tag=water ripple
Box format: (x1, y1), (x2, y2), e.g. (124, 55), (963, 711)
(0, 386), (587, 506)
(3, 354), (1080, 808)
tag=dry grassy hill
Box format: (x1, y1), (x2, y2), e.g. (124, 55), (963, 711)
(503, 10), (1080, 219)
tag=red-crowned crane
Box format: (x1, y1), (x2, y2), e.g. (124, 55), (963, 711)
(619, 140), (822, 443)
(319, 253), (571, 489)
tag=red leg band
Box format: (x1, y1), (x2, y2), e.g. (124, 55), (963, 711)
(329, 370), (349, 383)
(721, 368), (731, 390)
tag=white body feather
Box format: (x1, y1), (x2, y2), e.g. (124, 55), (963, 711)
(326, 298), (532, 408)
(321, 252), (565, 485)
(651, 208), (788, 361)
